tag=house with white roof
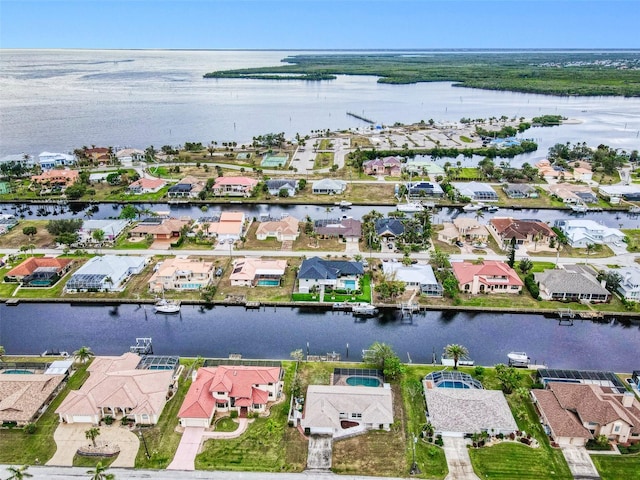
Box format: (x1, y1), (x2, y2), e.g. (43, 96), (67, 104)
(612, 266), (640, 302)
(229, 258), (287, 287)
(382, 262), (443, 296)
(38, 152), (77, 170)
(312, 178), (347, 195)
(598, 185), (640, 204)
(79, 219), (130, 244)
(0, 154), (35, 168)
(451, 181), (498, 201)
(403, 159), (445, 175)
(148, 257), (214, 293)
(64, 255), (149, 292)
(115, 148), (145, 164)
(553, 219), (624, 247)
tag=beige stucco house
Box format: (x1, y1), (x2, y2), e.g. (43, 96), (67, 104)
(148, 257), (215, 292)
(255, 216), (300, 241)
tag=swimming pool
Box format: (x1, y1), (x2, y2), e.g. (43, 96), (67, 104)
(3, 369), (35, 374)
(424, 370), (484, 390)
(346, 376), (380, 387)
(437, 380), (471, 389)
(257, 280), (280, 286)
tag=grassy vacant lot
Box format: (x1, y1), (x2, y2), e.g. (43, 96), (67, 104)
(622, 229), (640, 252)
(0, 362), (90, 464)
(0, 220), (56, 249)
(292, 231), (346, 252)
(591, 454), (640, 480)
(314, 152), (334, 169)
(347, 183), (395, 204)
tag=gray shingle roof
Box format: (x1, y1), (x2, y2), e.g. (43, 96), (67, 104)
(534, 266), (609, 296)
(298, 257), (364, 280)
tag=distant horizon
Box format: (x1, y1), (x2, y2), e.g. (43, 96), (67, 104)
(3, 47), (640, 52)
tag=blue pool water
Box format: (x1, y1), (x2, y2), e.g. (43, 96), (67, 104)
(437, 381), (470, 389)
(257, 280), (280, 286)
(344, 280), (357, 290)
(346, 376), (380, 387)
(3, 370), (34, 374)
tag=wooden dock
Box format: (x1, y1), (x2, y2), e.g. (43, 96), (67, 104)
(5, 299), (19, 306)
(347, 111), (375, 124)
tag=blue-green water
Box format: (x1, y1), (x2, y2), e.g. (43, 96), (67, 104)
(346, 376), (381, 387)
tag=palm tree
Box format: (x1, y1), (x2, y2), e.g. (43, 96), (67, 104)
(85, 427), (100, 447)
(444, 344), (469, 370)
(474, 209), (484, 223)
(87, 461), (115, 480)
(73, 346), (94, 364)
(5, 465), (32, 480)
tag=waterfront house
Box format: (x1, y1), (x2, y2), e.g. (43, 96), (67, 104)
(451, 182), (498, 201)
(311, 178), (347, 195)
(314, 218), (362, 243)
(534, 265), (610, 303)
(297, 257), (364, 294)
(56, 352), (177, 425)
(79, 219), (130, 244)
(546, 184), (598, 204)
(406, 181), (444, 198)
(0, 373), (66, 426)
(488, 217), (556, 250)
(38, 152), (77, 170)
(452, 260), (523, 295)
(128, 177), (166, 194)
(202, 211), (246, 241)
(612, 266), (640, 302)
(178, 365), (283, 427)
(255, 215), (300, 241)
(229, 258), (287, 287)
(382, 262), (443, 296)
(148, 257), (214, 293)
(363, 156), (402, 176)
(598, 185), (640, 204)
(438, 218), (489, 244)
(403, 159), (445, 176)
(503, 184), (539, 199)
(64, 255), (149, 292)
(128, 218), (191, 241)
(31, 169), (79, 188)
(5, 256), (73, 286)
(266, 179), (300, 197)
(212, 176), (258, 197)
(301, 384), (393, 438)
(167, 176), (206, 198)
(553, 219), (624, 247)
(375, 218), (405, 241)
(115, 148), (145, 164)
(0, 154), (35, 169)
(531, 382), (640, 446)
(535, 159), (574, 182)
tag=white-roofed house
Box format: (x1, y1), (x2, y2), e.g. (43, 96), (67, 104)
(0, 154), (35, 168)
(382, 262), (443, 296)
(79, 219), (130, 244)
(451, 181), (498, 201)
(553, 219), (624, 247)
(64, 255), (149, 292)
(312, 179), (347, 195)
(612, 266), (640, 302)
(38, 152), (77, 170)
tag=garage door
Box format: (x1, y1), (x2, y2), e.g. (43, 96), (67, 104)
(72, 415), (95, 423)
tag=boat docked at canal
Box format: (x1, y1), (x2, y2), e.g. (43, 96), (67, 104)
(462, 202), (485, 212)
(396, 201), (424, 212)
(154, 298), (181, 314)
(351, 303), (379, 316)
(441, 354), (475, 367)
(507, 351), (530, 367)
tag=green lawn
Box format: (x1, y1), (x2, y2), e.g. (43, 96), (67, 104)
(0, 362), (91, 464)
(591, 453), (640, 480)
(213, 417), (239, 432)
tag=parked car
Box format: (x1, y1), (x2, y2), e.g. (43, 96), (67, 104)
(215, 267), (224, 277)
(387, 243), (394, 249)
(455, 241), (464, 247)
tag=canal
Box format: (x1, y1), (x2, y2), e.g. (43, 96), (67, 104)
(1, 303), (638, 371)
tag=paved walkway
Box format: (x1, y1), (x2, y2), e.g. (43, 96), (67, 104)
(442, 436), (481, 480)
(560, 446), (601, 479)
(48, 423), (139, 467)
(167, 418), (248, 471)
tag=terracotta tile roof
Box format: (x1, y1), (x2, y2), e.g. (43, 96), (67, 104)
(490, 217), (555, 240)
(230, 258), (287, 282)
(256, 216), (299, 237)
(452, 261), (523, 287)
(129, 178), (165, 190)
(6, 257), (73, 278)
(178, 368), (216, 419)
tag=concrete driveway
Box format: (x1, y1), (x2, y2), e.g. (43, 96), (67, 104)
(48, 423), (139, 467)
(560, 446), (601, 479)
(442, 436), (480, 480)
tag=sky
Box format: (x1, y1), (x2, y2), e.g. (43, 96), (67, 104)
(1, 0), (639, 50)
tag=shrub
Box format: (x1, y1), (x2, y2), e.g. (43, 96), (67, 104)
(230, 410), (238, 419)
(474, 366), (485, 376)
(520, 437), (531, 445)
(103, 415), (114, 425)
(435, 437), (444, 447)
(524, 274), (540, 300)
(24, 423), (37, 434)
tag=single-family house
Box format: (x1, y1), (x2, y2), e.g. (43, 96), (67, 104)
(534, 265), (611, 303)
(115, 148), (145, 164)
(613, 266), (640, 302)
(572, 163), (593, 183)
(178, 365), (283, 427)
(56, 352), (178, 425)
(403, 159), (445, 176)
(301, 385), (393, 437)
(375, 218), (405, 241)
(82, 147), (111, 164)
(531, 382), (640, 446)
(311, 179), (347, 195)
(64, 255), (149, 292)
(406, 181), (444, 198)
(266, 179), (300, 197)
(212, 176), (258, 197)
(31, 169), (79, 187)
(199, 211), (246, 241)
(438, 218), (489, 244)
(546, 184), (598, 204)
(382, 262), (443, 296)
(167, 176), (206, 198)
(128, 218), (191, 241)
(452, 260), (523, 295)
(297, 257), (364, 294)
(38, 152), (77, 170)
(148, 257), (215, 293)
(553, 219), (624, 247)
(503, 184), (539, 199)
(363, 156), (402, 176)
(255, 216), (299, 241)
(452, 181), (498, 201)
(0, 154), (35, 169)
(128, 177), (166, 194)
(535, 159), (573, 182)
(598, 185), (640, 204)
(314, 218), (361, 243)
(229, 258), (287, 287)
(5, 256), (74, 286)
(488, 217), (556, 249)
(79, 219), (130, 244)
(0, 373), (66, 426)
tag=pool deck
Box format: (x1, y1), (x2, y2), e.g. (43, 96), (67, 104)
(331, 372), (384, 387)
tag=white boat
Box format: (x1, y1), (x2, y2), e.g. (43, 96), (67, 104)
(486, 206), (499, 213)
(507, 351), (530, 367)
(336, 200), (352, 208)
(571, 204), (588, 213)
(154, 298), (181, 314)
(396, 202), (424, 212)
(441, 354), (475, 367)
(41, 350), (69, 358)
(462, 202), (485, 212)
(351, 303), (378, 316)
